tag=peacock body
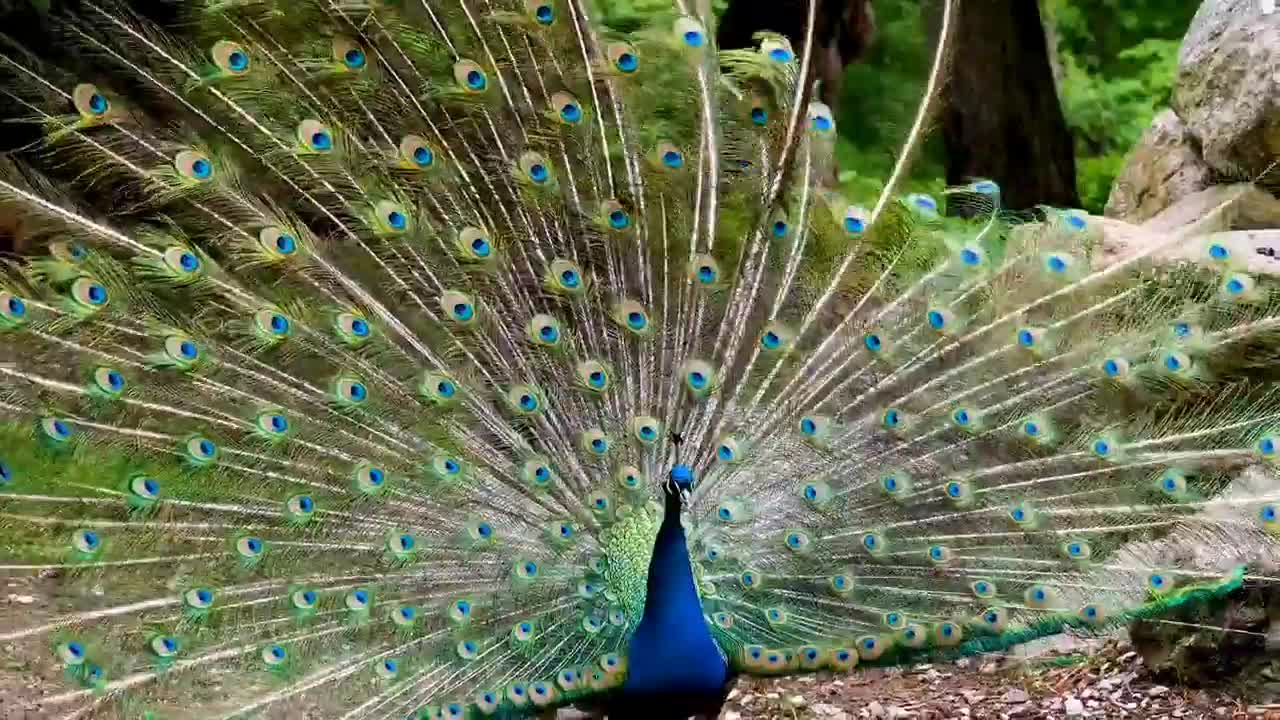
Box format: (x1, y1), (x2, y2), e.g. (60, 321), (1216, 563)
(0, 1), (1274, 718)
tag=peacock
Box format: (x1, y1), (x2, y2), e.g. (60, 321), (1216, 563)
(0, 1), (1276, 718)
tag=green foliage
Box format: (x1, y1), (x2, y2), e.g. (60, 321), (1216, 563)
(831, 0), (946, 203)
(1046, 0), (1199, 212)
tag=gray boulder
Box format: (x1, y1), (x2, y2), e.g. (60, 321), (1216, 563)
(1174, 0), (1280, 179)
(1105, 109), (1214, 223)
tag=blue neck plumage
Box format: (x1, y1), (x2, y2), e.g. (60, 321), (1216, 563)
(621, 465), (729, 697)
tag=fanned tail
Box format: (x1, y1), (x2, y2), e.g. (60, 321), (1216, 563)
(0, 1), (1276, 718)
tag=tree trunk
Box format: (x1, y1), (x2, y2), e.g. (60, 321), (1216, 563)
(936, 0), (1080, 213)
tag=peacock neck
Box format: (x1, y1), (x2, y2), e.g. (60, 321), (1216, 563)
(620, 473), (729, 701)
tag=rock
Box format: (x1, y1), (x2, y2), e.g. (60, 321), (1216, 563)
(723, 712), (742, 720)
(1095, 184), (1280, 273)
(1065, 697), (1086, 717)
(885, 706), (915, 720)
(979, 662), (998, 674)
(961, 690), (984, 704)
(1105, 109), (1213, 223)
(7, 594), (35, 605)
(1002, 689), (1029, 704)
(866, 700), (886, 719)
(1174, 0), (1280, 178)
(784, 694), (806, 708)
(1149, 685), (1170, 697)
(812, 702), (849, 719)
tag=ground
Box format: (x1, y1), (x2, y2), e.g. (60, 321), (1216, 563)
(2, 569), (1273, 719)
(718, 639), (1268, 719)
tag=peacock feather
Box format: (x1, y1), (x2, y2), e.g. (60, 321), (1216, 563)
(0, 1), (1272, 718)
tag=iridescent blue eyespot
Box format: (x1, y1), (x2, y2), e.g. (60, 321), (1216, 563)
(864, 334), (882, 352)
(768, 47), (792, 62)
(662, 150), (683, 168)
(1047, 256), (1067, 273)
(88, 93), (108, 114)
(751, 107), (768, 125)
(386, 211), (406, 230)
(609, 210), (629, 229)
(1210, 244), (1229, 260)
(560, 269), (580, 288)
(466, 70), (486, 90)
(683, 30), (704, 47)
(845, 217), (864, 233)
(762, 331), (780, 349)
(191, 159), (212, 179)
(616, 53), (637, 72)
(344, 48), (366, 69)
(960, 249), (980, 265)
(535, 4), (553, 23)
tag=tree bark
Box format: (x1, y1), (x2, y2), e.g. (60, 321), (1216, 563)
(937, 0), (1081, 213)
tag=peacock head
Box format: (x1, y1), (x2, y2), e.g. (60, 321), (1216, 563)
(664, 464), (694, 506)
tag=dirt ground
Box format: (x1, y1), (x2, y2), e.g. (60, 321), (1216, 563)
(722, 640), (1270, 720)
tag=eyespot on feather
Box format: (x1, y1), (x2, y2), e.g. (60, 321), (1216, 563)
(73, 83), (116, 120)
(174, 150), (214, 182)
(296, 119), (335, 153)
(518, 151), (553, 185)
(673, 16), (707, 50)
(332, 37), (368, 71)
(212, 40), (251, 75)
(398, 134), (436, 170)
(607, 43), (640, 74)
(453, 60), (489, 92)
